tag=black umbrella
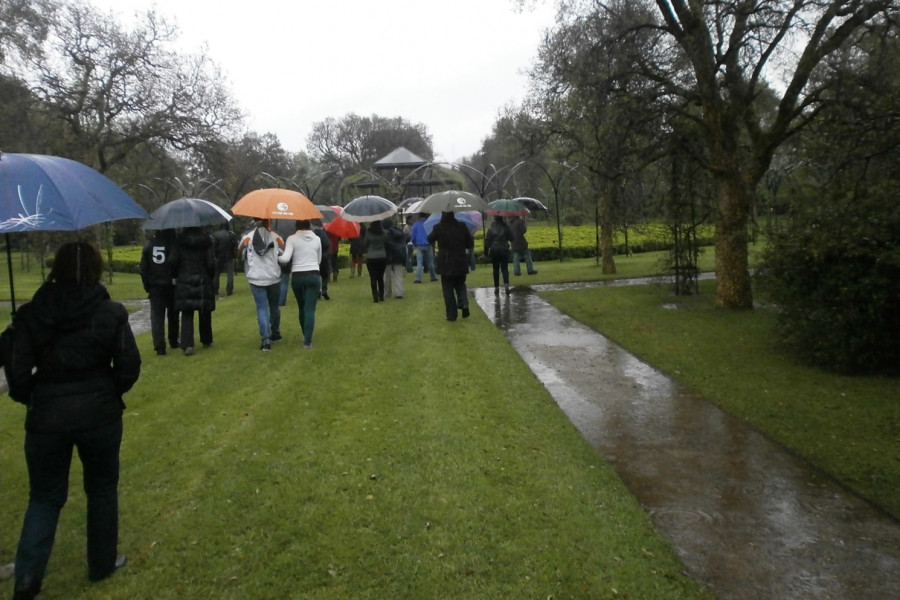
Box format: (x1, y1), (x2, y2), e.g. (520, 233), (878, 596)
(142, 197), (232, 231)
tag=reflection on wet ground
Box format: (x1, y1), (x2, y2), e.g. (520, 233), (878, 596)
(473, 284), (900, 600)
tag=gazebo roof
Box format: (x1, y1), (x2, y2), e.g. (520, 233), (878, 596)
(374, 147), (428, 169)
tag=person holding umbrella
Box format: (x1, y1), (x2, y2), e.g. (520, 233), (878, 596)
(171, 227), (217, 355)
(237, 219), (285, 352)
(410, 213), (438, 283)
(427, 212), (475, 321)
(4, 241), (141, 599)
(139, 229), (180, 356)
(484, 215), (514, 296)
(278, 220), (322, 349)
(363, 220), (388, 303)
(509, 215), (538, 276)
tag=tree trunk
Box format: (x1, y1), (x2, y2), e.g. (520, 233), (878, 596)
(600, 192), (616, 274)
(715, 174), (753, 309)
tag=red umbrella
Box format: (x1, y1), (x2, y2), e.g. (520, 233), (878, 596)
(323, 207), (361, 239)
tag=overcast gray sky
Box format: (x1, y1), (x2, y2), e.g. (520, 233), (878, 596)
(88, 0), (556, 162)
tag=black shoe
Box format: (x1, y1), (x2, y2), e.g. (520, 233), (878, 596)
(260, 341), (271, 352)
(527, 271), (538, 275)
(462, 307), (470, 319)
(270, 332), (282, 342)
(156, 348), (166, 356)
(89, 555), (127, 582)
(322, 292), (330, 300)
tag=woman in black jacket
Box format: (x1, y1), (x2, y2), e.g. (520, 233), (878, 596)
(484, 215), (513, 296)
(4, 241), (141, 599)
(171, 227), (217, 355)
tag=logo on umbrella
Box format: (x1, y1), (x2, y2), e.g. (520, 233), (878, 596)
(456, 197), (467, 206)
(276, 202), (289, 212)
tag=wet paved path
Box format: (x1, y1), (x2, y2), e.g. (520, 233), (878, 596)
(472, 283), (900, 600)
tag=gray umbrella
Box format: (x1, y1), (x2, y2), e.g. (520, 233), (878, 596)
(341, 195), (398, 222)
(418, 190), (489, 213)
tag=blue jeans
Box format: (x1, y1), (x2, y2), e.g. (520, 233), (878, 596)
(416, 245), (436, 282)
(290, 272), (321, 345)
(278, 272), (290, 307)
(15, 419), (123, 590)
(513, 249), (536, 275)
(250, 282), (281, 342)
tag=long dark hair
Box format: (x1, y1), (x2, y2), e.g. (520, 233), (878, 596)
(48, 241), (103, 285)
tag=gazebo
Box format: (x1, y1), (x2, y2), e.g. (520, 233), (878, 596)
(348, 147), (455, 201)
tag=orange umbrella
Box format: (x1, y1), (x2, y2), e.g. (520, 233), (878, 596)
(232, 188), (322, 221)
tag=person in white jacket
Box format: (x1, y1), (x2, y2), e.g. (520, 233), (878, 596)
(238, 219), (285, 351)
(278, 220), (323, 349)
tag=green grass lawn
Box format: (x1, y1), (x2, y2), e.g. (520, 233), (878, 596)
(0, 255), (712, 600)
(1, 244), (894, 598)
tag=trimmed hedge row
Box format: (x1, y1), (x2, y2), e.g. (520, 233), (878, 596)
(109, 223), (715, 271)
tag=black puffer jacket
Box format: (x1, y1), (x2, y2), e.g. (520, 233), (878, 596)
(5, 282), (141, 433)
(140, 230), (177, 291)
(171, 228), (216, 312)
(427, 212), (474, 277)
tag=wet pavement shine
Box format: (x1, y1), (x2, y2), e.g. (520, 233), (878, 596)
(472, 283), (900, 600)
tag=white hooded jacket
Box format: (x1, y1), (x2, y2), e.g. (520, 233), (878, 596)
(238, 226), (284, 286)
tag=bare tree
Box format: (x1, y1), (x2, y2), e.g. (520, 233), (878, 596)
(307, 113), (433, 173)
(19, 3), (243, 173)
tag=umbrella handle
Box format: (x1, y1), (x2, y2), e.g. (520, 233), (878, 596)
(5, 233), (16, 316)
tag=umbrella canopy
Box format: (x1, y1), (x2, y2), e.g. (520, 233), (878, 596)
(513, 197), (549, 211)
(485, 198), (530, 217)
(143, 197), (232, 231)
(419, 190), (489, 213)
(341, 195), (398, 223)
(232, 188), (322, 221)
(401, 198), (425, 215)
(324, 214), (361, 239)
(398, 197), (424, 214)
(423, 211), (482, 236)
(0, 153), (148, 232)
(315, 205), (340, 224)
(0, 153), (150, 313)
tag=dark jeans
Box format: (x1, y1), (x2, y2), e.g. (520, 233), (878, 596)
(15, 419), (123, 591)
(180, 309), (213, 348)
(148, 285), (178, 352)
(366, 258), (387, 301)
(491, 252), (510, 288)
(290, 272), (321, 346)
(440, 274), (469, 321)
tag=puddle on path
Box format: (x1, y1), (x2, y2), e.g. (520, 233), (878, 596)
(473, 284), (900, 600)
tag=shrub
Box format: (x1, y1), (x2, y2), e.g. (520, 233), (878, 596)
(757, 190), (900, 375)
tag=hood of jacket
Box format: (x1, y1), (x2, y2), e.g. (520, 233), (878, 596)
(28, 282), (109, 333)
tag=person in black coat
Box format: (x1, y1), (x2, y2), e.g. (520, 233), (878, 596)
(427, 211), (475, 321)
(139, 229), (179, 355)
(484, 215), (514, 296)
(4, 241), (141, 598)
(170, 227), (216, 355)
(211, 225), (238, 297)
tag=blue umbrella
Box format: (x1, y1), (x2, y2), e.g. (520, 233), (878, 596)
(423, 211), (482, 235)
(0, 153), (149, 312)
(0, 153), (147, 232)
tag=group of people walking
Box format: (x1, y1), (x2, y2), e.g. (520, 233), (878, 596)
(0, 206), (541, 599)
